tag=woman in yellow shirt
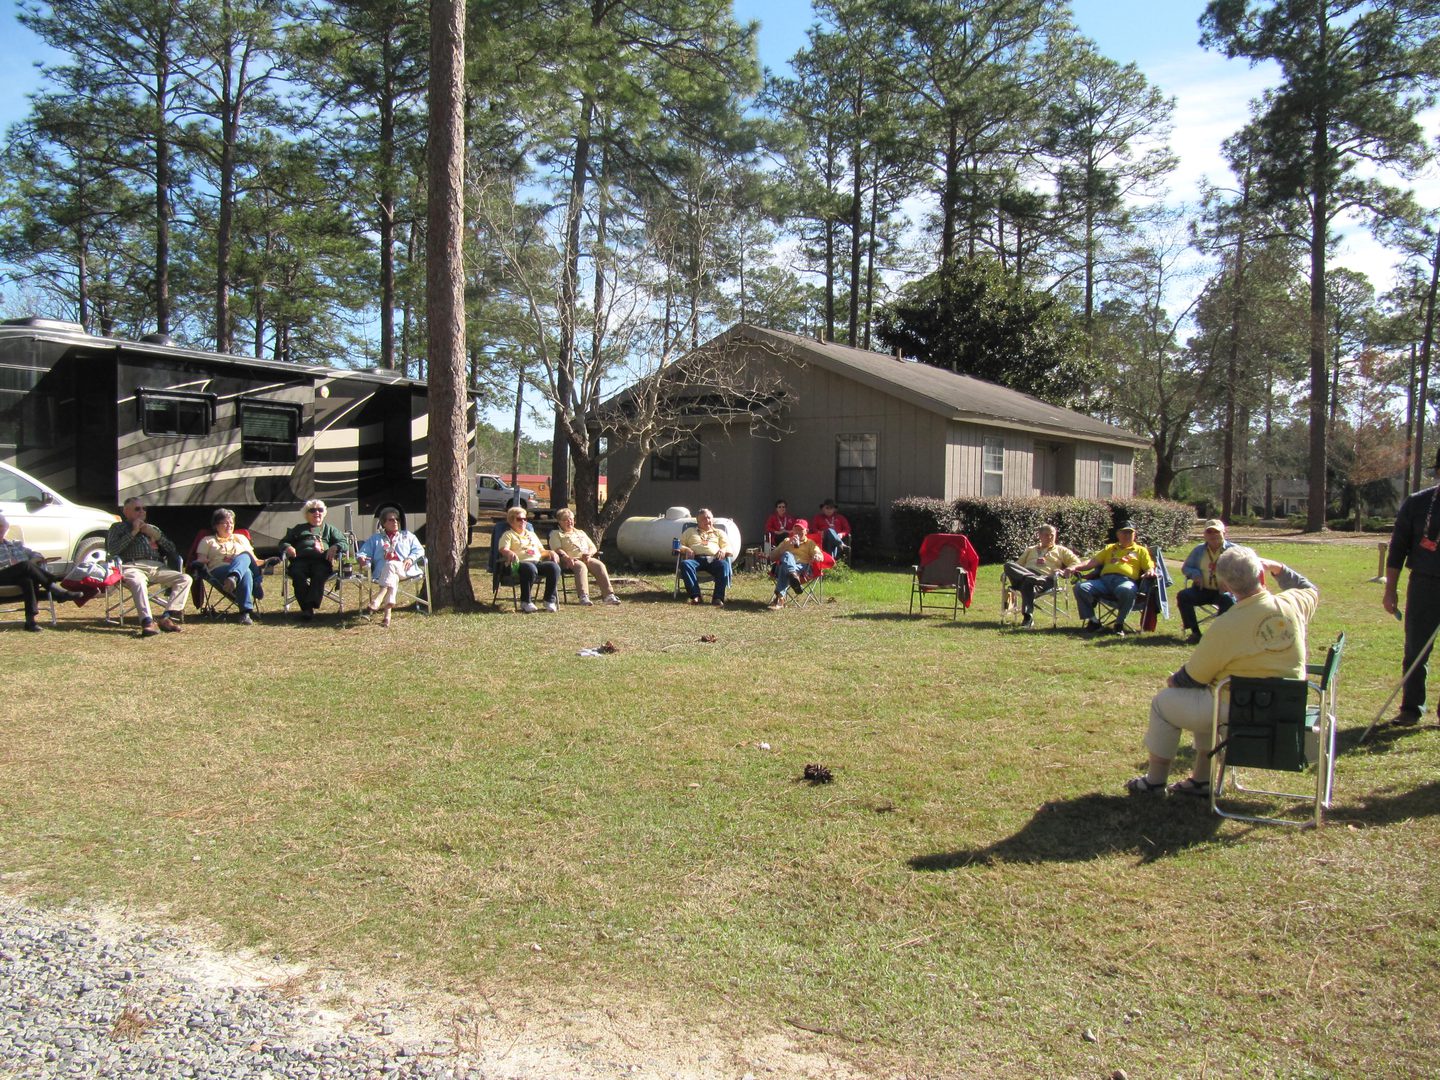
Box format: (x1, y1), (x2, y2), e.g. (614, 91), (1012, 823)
(498, 505), (559, 613)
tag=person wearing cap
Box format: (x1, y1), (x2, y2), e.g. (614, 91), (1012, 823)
(1066, 522), (1155, 635)
(1382, 445), (1440, 725)
(1003, 523), (1082, 628)
(767, 518), (821, 609)
(1177, 519), (1236, 644)
(1126, 546), (1318, 797)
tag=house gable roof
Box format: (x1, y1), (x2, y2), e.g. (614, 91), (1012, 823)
(723, 324), (1149, 449)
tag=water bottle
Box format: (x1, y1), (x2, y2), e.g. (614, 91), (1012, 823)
(672, 536), (680, 554)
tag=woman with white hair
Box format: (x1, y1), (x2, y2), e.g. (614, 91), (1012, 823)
(357, 508), (424, 627)
(0, 513), (82, 630)
(498, 505), (559, 613)
(280, 499), (347, 620)
(548, 508), (621, 606)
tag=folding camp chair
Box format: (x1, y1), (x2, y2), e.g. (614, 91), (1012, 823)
(1082, 545), (1171, 634)
(490, 518), (550, 609)
(768, 537), (835, 609)
(1208, 633), (1344, 829)
(1000, 566), (1070, 627)
(186, 527), (271, 619)
(360, 555), (432, 616)
(0, 525), (58, 628)
(909, 533), (979, 618)
(103, 556), (188, 627)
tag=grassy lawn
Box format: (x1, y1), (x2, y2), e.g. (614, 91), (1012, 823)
(2, 542), (1437, 1076)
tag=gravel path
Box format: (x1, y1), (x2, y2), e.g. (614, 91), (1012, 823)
(0, 894), (859, 1080)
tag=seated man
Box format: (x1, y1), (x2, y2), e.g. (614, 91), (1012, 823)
(1177, 518), (1235, 644)
(1126, 548), (1318, 797)
(767, 518), (820, 609)
(1003, 523), (1081, 628)
(763, 499), (796, 549)
(813, 499), (851, 559)
(549, 507), (621, 606)
(106, 496), (191, 636)
(0, 513), (81, 631)
(1068, 522), (1154, 636)
(195, 507), (260, 625)
(678, 508), (733, 607)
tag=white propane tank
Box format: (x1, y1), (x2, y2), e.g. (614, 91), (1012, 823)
(615, 506), (743, 564)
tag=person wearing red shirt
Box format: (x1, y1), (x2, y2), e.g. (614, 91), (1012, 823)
(763, 499), (796, 547)
(814, 499), (851, 559)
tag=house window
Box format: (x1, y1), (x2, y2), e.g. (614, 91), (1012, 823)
(982, 436), (1004, 497)
(835, 433), (877, 505)
(650, 435), (701, 481)
(139, 390), (214, 437)
(1099, 452), (1115, 497)
(239, 400), (300, 464)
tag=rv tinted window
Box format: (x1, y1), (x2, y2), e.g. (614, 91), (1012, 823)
(239, 401), (300, 464)
(140, 392), (213, 437)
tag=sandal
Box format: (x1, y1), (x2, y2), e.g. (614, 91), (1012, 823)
(1167, 777), (1210, 797)
(1125, 775), (1166, 795)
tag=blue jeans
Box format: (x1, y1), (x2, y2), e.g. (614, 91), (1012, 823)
(681, 555), (731, 600)
(516, 559), (558, 603)
(820, 528), (846, 557)
(1075, 573), (1138, 625)
(1177, 585), (1232, 632)
(207, 552), (256, 612)
(772, 552), (809, 597)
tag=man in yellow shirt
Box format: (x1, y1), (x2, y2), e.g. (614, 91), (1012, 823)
(1068, 522), (1155, 635)
(1126, 546), (1317, 796)
(678, 508), (733, 607)
(1003, 523), (1081, 628)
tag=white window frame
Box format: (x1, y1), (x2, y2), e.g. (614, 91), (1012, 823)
(982, 436), (1004, 497)
(1099, 452), (1115, 497)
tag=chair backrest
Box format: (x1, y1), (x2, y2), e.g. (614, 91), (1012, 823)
(1310, 632), (1345, 692)
(917, 533), (978, 589)
(1224, 676), (1311, 771)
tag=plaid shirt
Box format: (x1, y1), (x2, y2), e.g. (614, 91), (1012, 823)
(106, 520), (179, 565)
(0, 537), (42, 571)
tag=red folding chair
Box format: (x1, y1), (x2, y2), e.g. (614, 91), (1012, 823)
(909, 533), (979, 618)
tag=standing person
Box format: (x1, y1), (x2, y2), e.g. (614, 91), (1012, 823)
(1126, 548), (1318, 797)
(549, 508), (621, 606)
(1003, 524), (1081, 628)
(195, 508), (260, 625)
(763, 499), (796, 548)
(357, 509), (425, 627)
(498, 505), (559, 613)
(1383, 447), (1440, 725)
(280, 499), (347, 621)
(1177, 519), (1235, 644)
(0, 513), (82, 631)
(678, 508), (733, 607)
(813, 499), (851, 559)
(106, 497), (191, 636)
(1068, 522), (1155, 636)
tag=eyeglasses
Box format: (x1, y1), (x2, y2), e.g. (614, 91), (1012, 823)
(307, 508), (324, 514)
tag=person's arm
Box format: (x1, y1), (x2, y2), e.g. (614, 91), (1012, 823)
(1384, 498), (1416, 614)
(678, 527), (697, 558)
(1181, 546), (1202, 582)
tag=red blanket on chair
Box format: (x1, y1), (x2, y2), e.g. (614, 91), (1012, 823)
(917, 533), (980, 608)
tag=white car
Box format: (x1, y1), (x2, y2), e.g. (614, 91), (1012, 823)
(0, 462), (117, 568)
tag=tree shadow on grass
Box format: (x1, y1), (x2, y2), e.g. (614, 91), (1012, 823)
(1336, 716), (1440, 756)
(909, 792), (1228, 868)
(1327, 780), (1440, 825)
(844, 611), (927, 622)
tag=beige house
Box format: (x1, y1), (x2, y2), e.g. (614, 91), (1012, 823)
(611, 325), (1149, 547)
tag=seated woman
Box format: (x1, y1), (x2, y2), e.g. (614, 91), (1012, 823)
(195, 507), (259, 625)
(279, 499), (347, 620)
(0, 513), (81, 631)
(498, 505), (559, 613)
(357, 509), (424, 627)
(548, 507), (621, 606)
(763, 498), (796, 549)
(767, 518), (821, 609)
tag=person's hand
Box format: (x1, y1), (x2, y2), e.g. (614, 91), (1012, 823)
(1259, 558), (1285, 578)
(283, 544), (296, 559)
(1382, 587), (1399, 616)
(678, 546), (692, 558)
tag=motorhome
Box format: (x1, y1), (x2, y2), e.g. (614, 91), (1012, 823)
(0, 318), (478, 550)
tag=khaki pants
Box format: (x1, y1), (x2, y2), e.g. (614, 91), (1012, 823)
(121, 563), (191, 621)
(565, 555), (613, 599)
(1145, 686), (1215, 763)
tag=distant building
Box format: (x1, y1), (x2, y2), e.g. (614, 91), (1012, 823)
(610, 324), (1149, 547)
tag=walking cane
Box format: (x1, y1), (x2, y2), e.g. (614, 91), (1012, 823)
(1360, 612), (1440, 744)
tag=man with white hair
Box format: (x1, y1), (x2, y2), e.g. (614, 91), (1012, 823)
(1126, 546), (1318, 797)
(106, 496), (191, 636)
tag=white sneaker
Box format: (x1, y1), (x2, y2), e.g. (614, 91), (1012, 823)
(603, 593), (622, 605)
(544, 600), (558, 613)
(520, 601), (537, 613)
(579, 595), (594, 606)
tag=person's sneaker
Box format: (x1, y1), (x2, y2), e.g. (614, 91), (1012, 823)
(1020, 614), (1034, 628)
(520, 601), (538, 613)
(140, 620), (160, 637)
(1393, 708), (1422, 726)
(579, 595), (594, 606)
(1185, 629), (1202, 645)
(712, 597), (725, 608)
(23, 621), (42, 632)
(220, 575), (238, 598)
(1113, 623), (1127, 637)
(49, 586), (84, 604)
(603, 594), (622, 605)
(1082, 620), (1102, 633)
(157, 615), (182, 633)
(767, 596), (786, 610)
(239, 612), (253, 626)
(544, 600), (558, 613)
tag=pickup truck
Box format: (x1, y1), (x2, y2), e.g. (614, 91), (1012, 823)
(476, 473), (537, 511)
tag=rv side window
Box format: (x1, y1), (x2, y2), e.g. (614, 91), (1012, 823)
(139, 391), (214, 437)
(239, 401), (300, 464)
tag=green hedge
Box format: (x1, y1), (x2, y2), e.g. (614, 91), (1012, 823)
(889, 495), (1196, 563)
